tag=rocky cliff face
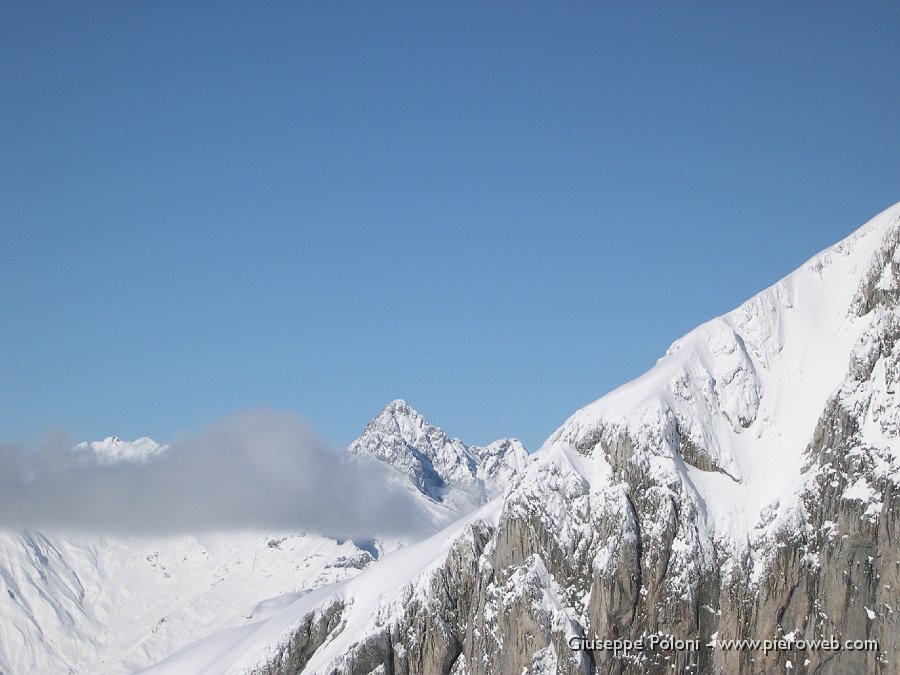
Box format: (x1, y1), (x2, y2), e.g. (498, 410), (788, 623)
(146, 204), (900, 675)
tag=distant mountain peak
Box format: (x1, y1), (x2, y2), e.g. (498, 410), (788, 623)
(382, 398), (414, 414)
(71, 436), (169, 464)
(348, 400), (528, 504)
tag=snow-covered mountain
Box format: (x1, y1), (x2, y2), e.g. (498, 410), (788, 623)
(0, 529), (372, 675)
(348, 399), (528, 508)
(144, 202), (900, 675)
(71, 436), (170, 464)
(0, 403), (524, 674)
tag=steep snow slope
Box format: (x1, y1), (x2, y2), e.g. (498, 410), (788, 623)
(1, 403), (526, 674)
(550, 198), (893, 547)
(140, 501), (504, 675)
(145, 202), (900, 674)
(0, 529), (372, 675)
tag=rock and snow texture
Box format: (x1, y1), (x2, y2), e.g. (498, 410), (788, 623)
(471, 438), (530, 494)
(348, 399), (529, 508)
(148, 202), (900, 674)
(0, 405), (525, 674)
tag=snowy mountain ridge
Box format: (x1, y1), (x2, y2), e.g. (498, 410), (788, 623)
(143, 202), (900, 674)
(552, 199), (896, 545)
(0, 403), (525, 674)
(348, 399), (529, 508)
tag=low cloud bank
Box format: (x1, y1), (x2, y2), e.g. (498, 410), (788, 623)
(0, 410), (432, 539)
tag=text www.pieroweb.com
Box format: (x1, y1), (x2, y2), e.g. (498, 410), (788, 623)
(568, 635), (879, 656)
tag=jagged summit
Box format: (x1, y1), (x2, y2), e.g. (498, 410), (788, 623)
(348, 399), (528, 504)
(382, 398), (419, 415)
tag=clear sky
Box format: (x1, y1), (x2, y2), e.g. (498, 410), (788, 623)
(2, 2), (899, 452)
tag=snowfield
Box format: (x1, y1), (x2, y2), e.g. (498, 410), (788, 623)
(0, 529), (373, 674)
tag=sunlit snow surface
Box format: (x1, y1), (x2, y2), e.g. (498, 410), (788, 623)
(0, 401), (529, 673)
(555, 202), (894, 540)
(0, 529), (372, 674)
(142, 202), (900, 673)
(141, 500), (504, 674)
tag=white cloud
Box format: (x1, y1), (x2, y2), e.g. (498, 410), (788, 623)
(0, 410), (432, 539)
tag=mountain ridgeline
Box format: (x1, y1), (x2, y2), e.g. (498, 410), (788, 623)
(0, 404), (526, 674)
(348, 399), (529, 509)
(163, 203), (900, 675)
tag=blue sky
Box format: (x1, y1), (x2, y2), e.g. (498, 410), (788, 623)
(2, 2), (899, 452)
